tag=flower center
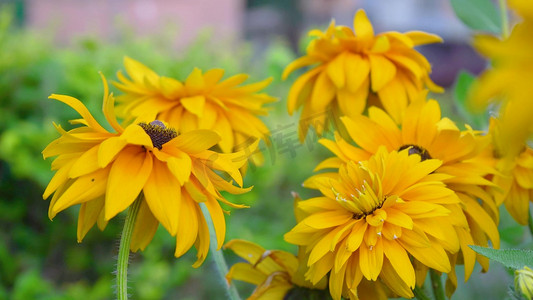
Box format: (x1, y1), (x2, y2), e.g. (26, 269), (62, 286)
(138, 120), (177, 150)
(333, 177), (387, 220)
(398, 144), (432, 161)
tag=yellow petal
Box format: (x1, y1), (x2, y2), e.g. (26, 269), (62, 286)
(50, 168), (109, 216)
(174, 130), (221, 153)
(382, 239), (415, 288)
(330, 258), (348, 300)
(345, 54), (370, 93)
(77, 195), (104, 242)
(283, 55), (319, 79)
(159, 76), (184, 99)
(100, 72), (123, 133)
(310, 71), (336, 111)
(165, 150), (192, 185)
(461, 194), (500, 248)
(309, 225), (348, 265)
(225, 262), (266, 285)
(185, 67), (205, 91)
(405, 31), (443, 46)
(105, 147), (152, 220)
(203, 68), (225, 86)
(43, 159), (75, 199)
(380, 258), (415, 298)
(377, 79), (408, 123)
(69, 145), (101, 178)
(98, 137), (128, 168)
(303, 210), (353, 229)
(174, 192), (199, 257)
(213, 115), (234, 153)
(326, 53), (346, 88)
(346, 220), (368, 251)
(143, 159), (182, 235)
(287, 67), (322, 115)
(216, 73), (248, 89)
(369, 54), (397, 91)
(180, 95), (205, 118)
(399, 237), (450, 273)
(353, 9), (374, 40)
(130, 199), (159, 252)
(337, 87), (367, 119)
(49, 94), (106, 132)
(359, 239), (384, 281)
(123, 56), (160, 85)
(121, 124), (153, 147)
(192, 204), (210, 267)
(205, 197), (226, 250)
(370, 35), (391, 53)
(184, 180), (208, 202)
(223, 239), (266, 264)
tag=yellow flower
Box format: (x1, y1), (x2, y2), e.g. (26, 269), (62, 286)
(285, 147), (466, 300)
(42, 75), (254, 267)
(516, 266), (533, 300)
(282, 9), (442, 141)
(469, 0), (533, 159)
(313, 100), (499, 294)
(224, 239), (327, 300)
(491, 144), (533, 225)
(113, 57), (275, 165)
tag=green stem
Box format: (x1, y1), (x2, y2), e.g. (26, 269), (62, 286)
(413, 285), (431, 300)
(430, 269), (446, 300)
(499, 0), (509, 38)
(528, 208), (533, 237)
(200, 203), (241, 300)
(116, 196), (142, 300)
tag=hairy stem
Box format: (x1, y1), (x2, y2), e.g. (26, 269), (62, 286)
(116, 196), (142, 300)
(200, 203), (241, 300)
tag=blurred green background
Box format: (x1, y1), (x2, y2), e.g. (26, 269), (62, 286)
(0, 1), (531, 300)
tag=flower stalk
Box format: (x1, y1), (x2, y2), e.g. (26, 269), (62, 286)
(413, 285), (431, 300)
(430, 269), (445, 300)
(116, 195), (142, 300)
(528, 210), (533, 237)
(200, 203), (241, 300)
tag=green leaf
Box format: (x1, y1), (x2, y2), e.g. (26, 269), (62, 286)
(469, 246), (533, 270)
(452, 70), (488, 128)
(450, 0), (502, 34)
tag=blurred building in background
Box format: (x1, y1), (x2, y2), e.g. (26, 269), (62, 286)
(4, 0), (485, 86)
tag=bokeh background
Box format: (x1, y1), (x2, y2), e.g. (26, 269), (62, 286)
(0, 0), (529, 299)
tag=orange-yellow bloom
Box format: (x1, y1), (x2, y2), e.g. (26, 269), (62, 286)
(491, 145), (533, 225)
(469, 0), (533, 160)
(285, 147), (467, 300)
(283, 9), (442, 141)
(313, 100), (499, 294)
(224, 239), (327, 299)
(42, 75), (255, 266)
(113, 57), (275, 165)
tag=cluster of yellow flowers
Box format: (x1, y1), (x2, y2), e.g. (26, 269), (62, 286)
(43, 66), (271, 266)
(42, 1), (533, 300)
(224, 4), (533, 300)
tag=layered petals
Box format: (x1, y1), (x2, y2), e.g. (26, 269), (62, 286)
(285, 148), (467, 300)
(43, 77), (254, 266)
(114, 57), (275, 161)
(283, 9), (442, 142)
